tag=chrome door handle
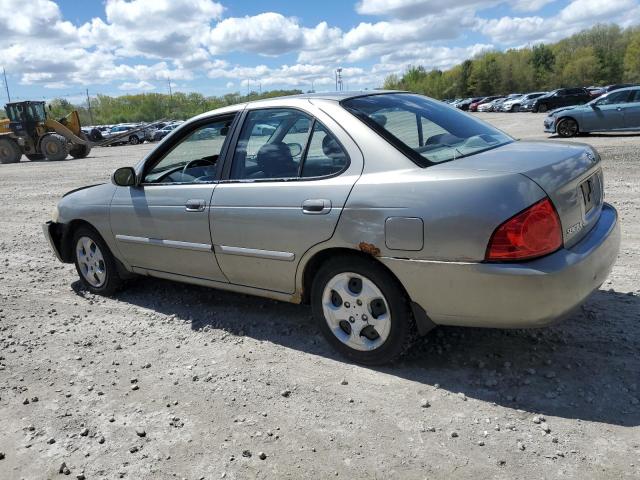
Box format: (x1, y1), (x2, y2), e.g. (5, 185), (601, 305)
(302, 199), (331, 215)
(185, 199), (206, 212)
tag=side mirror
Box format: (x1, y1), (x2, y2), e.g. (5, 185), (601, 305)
(112, 167), (137, 187)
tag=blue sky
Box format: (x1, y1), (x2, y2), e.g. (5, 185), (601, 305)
(1, 0), (638, 103)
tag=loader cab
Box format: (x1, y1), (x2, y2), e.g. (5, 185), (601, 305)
(4, 101), (46, 137)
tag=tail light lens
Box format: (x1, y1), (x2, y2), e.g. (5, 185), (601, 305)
(486, 198), (562, 261)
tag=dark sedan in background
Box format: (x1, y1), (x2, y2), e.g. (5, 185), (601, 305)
(532, 88), (592, 113)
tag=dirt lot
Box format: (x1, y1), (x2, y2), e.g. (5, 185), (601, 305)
(0, 113), (638, 479)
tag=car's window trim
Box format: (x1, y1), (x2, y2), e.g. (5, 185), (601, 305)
(139, 111), (241, 186)
(219, 106), (351, 184)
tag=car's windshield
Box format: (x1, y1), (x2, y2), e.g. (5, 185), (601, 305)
(342, 93), (513, 166)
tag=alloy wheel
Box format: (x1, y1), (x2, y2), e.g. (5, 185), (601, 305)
(558, 119), (578, 137)
(322, 272), (391, 351)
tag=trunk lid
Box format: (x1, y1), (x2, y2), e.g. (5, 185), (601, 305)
(433, 140), (604, 247)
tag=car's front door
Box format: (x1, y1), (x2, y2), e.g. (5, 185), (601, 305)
(110, 115), (236, 281)
(210, 106), (363, 293)
(582, 90), (630, 131)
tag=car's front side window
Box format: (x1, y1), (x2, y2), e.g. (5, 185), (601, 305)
(143, 117), (234, 184)
(598, 90), (631, 105)
(342, 93), (512, 166)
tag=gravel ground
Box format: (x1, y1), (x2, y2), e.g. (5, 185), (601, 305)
(0, 113), (639, 479)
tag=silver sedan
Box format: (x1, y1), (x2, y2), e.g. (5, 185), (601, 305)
(44, 92), (620, 364)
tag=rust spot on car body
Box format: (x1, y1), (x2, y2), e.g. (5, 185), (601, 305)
(358, 242), (381, 256)
(291, 290), (303, 304)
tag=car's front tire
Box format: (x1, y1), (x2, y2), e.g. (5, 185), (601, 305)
(129, 135), (140, 145)
(311, 255), (416, 365)
(538, 104), (548, 113)
(556, 118), (579, 138)
(72, 226), (123, 296)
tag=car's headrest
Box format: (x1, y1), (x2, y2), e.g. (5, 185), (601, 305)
(256, 141), (296, 177)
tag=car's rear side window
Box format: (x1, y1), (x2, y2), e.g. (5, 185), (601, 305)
(342, 93), (512, 167)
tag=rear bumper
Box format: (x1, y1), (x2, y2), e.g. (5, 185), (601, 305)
(381, 203), (620, 328)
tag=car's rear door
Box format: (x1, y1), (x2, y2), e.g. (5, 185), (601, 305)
(210, 101), (363, 293)
(110, 114), (237, 281)
(623, 89), (640, 129)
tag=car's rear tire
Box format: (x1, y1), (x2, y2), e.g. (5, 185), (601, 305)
(40, 134), (68, 161)
(0, 138), (22, 164)
(311, 255), (416, 365)
(129, 135), (140, 145)
(72, 226), (123, 296)
(556, 118), (579, 138)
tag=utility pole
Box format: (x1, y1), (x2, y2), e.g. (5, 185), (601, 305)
(85, 88), (94, 125)
(2, 67), (10, 102)
(167, 77), (173, 116)
(335, 68), (343, 91)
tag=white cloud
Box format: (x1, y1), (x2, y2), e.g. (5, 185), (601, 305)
(511, 0), (557, 12)
(478, 0), (638, 45)
(208, 63), (365, 89)
(119, 81), (156, 91)
(81, 0), (224, 59)
(0, 0), (639, 95)
(356, 0), (497, 18)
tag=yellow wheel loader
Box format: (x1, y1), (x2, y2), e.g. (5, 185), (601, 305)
(0, 101), (91, 164)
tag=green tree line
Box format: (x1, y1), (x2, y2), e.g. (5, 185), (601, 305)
(43, 89), (303, 126)
(383, 24), (640, 99)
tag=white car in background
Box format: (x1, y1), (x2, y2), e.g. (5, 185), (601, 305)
(477, 98), (505, 112)
(502, 92), (547, 112)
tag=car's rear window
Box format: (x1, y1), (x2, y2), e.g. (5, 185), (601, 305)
(341, 93), (513, 167)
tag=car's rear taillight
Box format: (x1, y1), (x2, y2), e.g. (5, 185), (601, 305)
(486, 198), (562, 261)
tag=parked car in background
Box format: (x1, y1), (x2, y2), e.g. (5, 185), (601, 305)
(532, 88), (591, 113)
(519, 95), (543, 112)
(108, 124), (145, 145)
(492, 93), (522, 112)
(587, 87), (604, 98)
(469, 95), (502, 112)
(544, 86), (640, 137)
(600, 83), (639, 95)
(456, 97), (484, 111)
(252, 123), (278, 136)
(152, 123), (181, 141)
(501, 92), (546, 112)
(477, 97), (505, 112)
(44, 91), (619, 364)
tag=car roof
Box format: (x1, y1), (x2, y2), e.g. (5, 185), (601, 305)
(247, 89), (406, 105)
(603, 85), (640, 93)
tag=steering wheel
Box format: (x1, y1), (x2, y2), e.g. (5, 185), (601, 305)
(182, 158), (216, 179)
